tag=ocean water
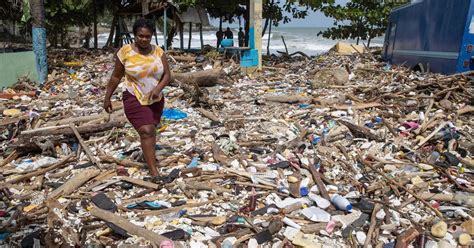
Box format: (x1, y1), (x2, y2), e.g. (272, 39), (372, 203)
(97, 27), (384, 55)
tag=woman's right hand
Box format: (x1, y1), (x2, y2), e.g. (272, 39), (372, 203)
(103, 98), (113, 113)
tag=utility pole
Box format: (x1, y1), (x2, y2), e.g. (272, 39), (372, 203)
(29, 0), (48, 84)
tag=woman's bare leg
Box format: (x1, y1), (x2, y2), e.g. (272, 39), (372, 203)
(137, 124), (159, 177)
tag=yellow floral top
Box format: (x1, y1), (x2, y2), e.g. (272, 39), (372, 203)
(117, 44), (164, 105)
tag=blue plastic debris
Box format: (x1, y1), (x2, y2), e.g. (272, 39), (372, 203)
(162, 108), (188, 120)
(0, 232), (9, 241)
(298, 104), (311, 109)
(312, 136), (321, 145)
(187, 157), (199, 168)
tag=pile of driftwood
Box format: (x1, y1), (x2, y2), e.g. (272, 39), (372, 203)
(0, 47), (473, 247)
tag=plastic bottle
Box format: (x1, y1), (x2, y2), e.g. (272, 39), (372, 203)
(299, 178), (310, 197)
(331, 194), (352, 212)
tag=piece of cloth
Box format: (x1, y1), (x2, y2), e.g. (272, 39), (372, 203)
(123, 90), (165, 129)
(117, 44), (164, 105)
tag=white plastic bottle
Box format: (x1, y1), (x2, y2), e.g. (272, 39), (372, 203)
(331, 194), (352, 212)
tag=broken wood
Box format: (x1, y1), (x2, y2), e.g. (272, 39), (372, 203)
(137, 198), (222, 216)
(184, 180), (232, 194)
(44, 108), (124, 127)
(362, 159), (443, 218)
(1, 154), (75, 185)
(265, 94), (312, 104)
(70, 123), (101, 170)
(364, 203), (381, 247)
(338, 120), (383, 142)
(333, 102), (381, 110)
(118, 176), (160, 190)
(172, 69), (221, 87)
(48, 168), (100, 199)
(196, 108), (220, 122)
(99, 154), (145, 168)
(414, 121), (447, 149)
(90, 207), (181, 247)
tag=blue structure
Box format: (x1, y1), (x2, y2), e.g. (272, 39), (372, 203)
(383, 0), (474, 74)
(32, 27), (48, 84)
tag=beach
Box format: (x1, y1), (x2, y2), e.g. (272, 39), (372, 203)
(96, 27), (384, 55)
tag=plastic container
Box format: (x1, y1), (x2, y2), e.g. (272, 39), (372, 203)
(220, 39), (234, 47)
(331, 194), (352, 212)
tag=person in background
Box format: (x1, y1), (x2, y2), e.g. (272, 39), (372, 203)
(238, 27), (245, 47)
(216, 29), (223, 48)
(103, 19), (171, 181)
(224, 27), (233, 39)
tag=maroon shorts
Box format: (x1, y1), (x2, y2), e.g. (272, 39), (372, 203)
(123, 91), (165, 129)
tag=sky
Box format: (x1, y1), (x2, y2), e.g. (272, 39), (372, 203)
(209, 0), (349, 28)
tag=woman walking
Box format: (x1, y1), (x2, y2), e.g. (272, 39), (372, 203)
(104, 19), (170, 180)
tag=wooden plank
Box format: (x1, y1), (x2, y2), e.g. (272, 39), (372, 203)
(69, 123), (101, 170)
(118, 176), (160, 190)
(90, 207), (180, 247)
(48, 168), (100, 199)
(1, 154), (75, 185)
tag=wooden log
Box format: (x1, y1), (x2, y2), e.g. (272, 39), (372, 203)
(457, 105), (474, 115)
(364, 203), (381, 247)
(414, 121), (447, 149)
(47, 168), (100, 199)
(19, 119), (126, 138)
(196, 108), (220, 122)
(43, 108), (124, 127)
(171, 69), (220, 87)
(395, 227), (419, 248)
(118, 176), (160, 190)
(265, 94), (312, 104)
(0, 116), (29, 127)
(70, 123), (101, 170)
(90, 207), (180, 247)
(0, 150), (19, 167)
(99, 154), (145, 168)
(308, 164), (331, 202)
(333, 102), (381, 110)
(137, 198), (221, 216)
(338, 120), (383, 142)
(1, 154), (75, 185)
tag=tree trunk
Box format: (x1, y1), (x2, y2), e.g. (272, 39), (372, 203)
(29, 0), (48, 84)
(266, 18), (272, 55)
(105, 14), (117, 48)
(262, 16), (269, 38)
(199, 23), (203, 49)
(356, 37), (360, 45)
(93, 3), (98, 49)
(188, 22), (192, 49)
(179, 22), (184, 49)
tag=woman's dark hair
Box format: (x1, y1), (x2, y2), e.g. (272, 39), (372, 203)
(133, 18), (155, 35)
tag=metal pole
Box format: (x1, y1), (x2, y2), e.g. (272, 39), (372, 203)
(163, 7), (167, 51)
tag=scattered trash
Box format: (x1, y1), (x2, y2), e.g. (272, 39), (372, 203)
(0, 47), (472, 247)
